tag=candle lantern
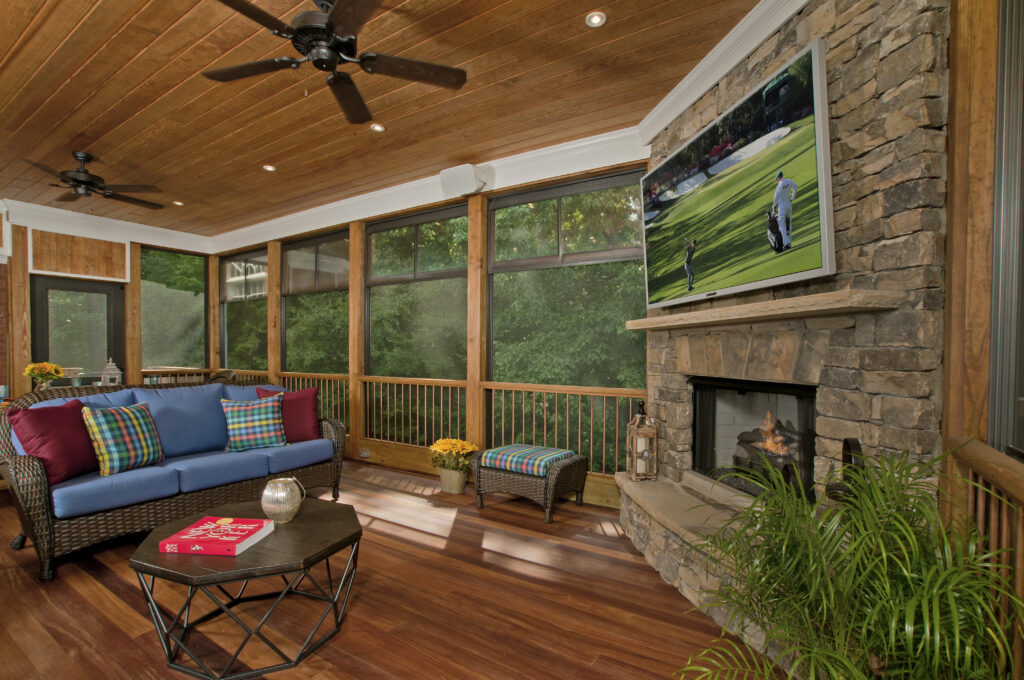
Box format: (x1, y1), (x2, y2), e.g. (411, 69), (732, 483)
(100, 358), (123, 386)
(627, 401), (658, 481)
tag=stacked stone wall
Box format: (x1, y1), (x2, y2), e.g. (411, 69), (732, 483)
(643, 0), (950, 486)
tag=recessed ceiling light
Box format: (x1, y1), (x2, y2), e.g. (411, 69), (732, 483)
(172, 200), (184, 206)
(369, 123), (387, 133)
(585, 11), (606, 28)
(262, 164), (277, 172)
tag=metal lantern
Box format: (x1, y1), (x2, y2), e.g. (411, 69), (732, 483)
(627, 401), (658, 481)
(100, 358), (123, 385)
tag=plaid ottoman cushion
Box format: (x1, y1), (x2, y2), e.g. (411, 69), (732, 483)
(481, 444), (575, 476)
(221, 393), (287, 452)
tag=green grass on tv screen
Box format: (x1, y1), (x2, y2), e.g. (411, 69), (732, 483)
(645, 114), (822, 305)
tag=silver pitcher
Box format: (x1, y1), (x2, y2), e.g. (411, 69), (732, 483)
(261, 477), (306, 524)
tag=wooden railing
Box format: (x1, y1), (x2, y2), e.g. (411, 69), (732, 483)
(280, 372), (349, 426)
(483, 381), (646, 475)
(141, 368), (211, 384)
(230, 369), (270, 385)
(945, 437), (1024, 677)
(362, 377), (467, 446)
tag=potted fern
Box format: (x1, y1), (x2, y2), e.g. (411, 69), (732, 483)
(680, 450), (1022, 679)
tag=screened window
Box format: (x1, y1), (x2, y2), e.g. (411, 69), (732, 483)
(221, 250), (267, 370)
(367, 207), (468, 379)
(489, 173), (646, 388)
(283, 233), (349, 374)
(140, 248), (206, 369)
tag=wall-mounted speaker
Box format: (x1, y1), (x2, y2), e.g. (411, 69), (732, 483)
(440, 164), (486, 198)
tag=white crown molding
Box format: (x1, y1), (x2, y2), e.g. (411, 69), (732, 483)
(215, 127), (650, 251)
(0, 199), (214, 253)
(638, 0), (811, 145)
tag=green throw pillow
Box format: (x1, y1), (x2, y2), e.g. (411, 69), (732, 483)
(81, 402), (164, 476)
(221, 393), (287, 452)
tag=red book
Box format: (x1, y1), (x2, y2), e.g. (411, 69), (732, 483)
(159, 516), (274, 556)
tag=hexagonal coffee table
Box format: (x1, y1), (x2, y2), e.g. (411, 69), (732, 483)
(129, 498), (361, 680)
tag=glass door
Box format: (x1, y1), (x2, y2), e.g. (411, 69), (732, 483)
(31, 276), (125, 385)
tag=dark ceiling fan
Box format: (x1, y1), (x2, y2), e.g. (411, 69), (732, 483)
(28, 151), (164, 210)
(202, 0), (467, 124)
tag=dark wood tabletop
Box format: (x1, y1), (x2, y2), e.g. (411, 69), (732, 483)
(129, 498), (361, 586)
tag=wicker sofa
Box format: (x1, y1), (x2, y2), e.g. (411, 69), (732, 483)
(0, 382), (345, 581)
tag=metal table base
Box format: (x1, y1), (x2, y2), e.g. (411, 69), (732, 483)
(136, 540), (358, 680)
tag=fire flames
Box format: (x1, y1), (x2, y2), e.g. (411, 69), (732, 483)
(758, 410), (789, 456)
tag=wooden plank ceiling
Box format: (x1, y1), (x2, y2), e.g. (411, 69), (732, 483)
(0, 0), (755, 237)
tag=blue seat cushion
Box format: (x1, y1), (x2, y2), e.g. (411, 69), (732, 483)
(132, 384), (227, 457)
(12, 390), (138, 456)
(156, 450), (269, 493)
(222, 384), (280, 402)
(251, 439), (333, 474)
(51, 466), (180, 519)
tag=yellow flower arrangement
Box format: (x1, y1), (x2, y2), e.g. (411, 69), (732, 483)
(429, 438), (479, 472)
(23, 361), (64, 383)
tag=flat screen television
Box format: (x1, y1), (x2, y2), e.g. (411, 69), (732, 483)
(642, 40), (835, 309)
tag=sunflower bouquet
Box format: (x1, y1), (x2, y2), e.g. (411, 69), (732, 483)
(428, 438), (479, 472)
(24, 361), (64, 385)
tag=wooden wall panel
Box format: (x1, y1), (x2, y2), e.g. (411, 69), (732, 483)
(31, 230), (126, 280)
(9, 226), (31, 396)
(944, 0), (1001, 443)
(124, 242), (142, 384)
(266, 241), (281, 384)
(465, 194), (488, 448)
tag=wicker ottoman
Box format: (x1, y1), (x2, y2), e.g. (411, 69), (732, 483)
(471, 445), (588, 523)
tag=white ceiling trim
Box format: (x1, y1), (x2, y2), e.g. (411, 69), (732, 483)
(214, 127), (651, 251)
(0, 199), (214, 253)
(638, 0), (811, 145)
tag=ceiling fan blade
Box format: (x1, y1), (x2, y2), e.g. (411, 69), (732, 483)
(102, 192), (164, 210)
(55, 192), (80, 202)
(325, 0), (384, 37)
(27, 160), (63, 179)
(327, 72), (372, 124)
(203, 57), (302, 82)
(102, 184), (162, 193)
(203, 56), (302, 82)
(359, 53), (466, 90)
(217, 0), (294, 38)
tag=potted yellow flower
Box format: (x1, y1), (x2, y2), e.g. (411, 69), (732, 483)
(23, 362), (64, 391)
(429, 438), (479, 494)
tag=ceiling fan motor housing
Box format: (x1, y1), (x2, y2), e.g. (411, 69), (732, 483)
(291, 12), (356, 72)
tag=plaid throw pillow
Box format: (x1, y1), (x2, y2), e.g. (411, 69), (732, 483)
(81, 403), (164, 476)
(222, 393), (286, 452)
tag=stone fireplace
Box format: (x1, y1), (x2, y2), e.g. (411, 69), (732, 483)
(615, 0), (950, 636)
(691, 377), (817, 498)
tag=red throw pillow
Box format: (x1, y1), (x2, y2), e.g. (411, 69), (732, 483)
(255, 387), (320, 443)
(7, 399), (98, 485)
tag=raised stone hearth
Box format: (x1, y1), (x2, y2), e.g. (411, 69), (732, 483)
(617, 0), (950, 635)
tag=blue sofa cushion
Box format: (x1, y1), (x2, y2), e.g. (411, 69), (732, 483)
(132, 384), (228, 457)
(34, 390), (137, 410)
(251, 439), (334, 473)
(222, 384), (280, 402)
(156, 450), (269, 493)
(51, 466), (180, 519)
(12, 390), (138, 456)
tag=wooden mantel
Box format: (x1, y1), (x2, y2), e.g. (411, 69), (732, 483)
(625, 289), (905, 332)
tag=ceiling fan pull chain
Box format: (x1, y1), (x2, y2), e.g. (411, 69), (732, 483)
(304, 59), (310, 97)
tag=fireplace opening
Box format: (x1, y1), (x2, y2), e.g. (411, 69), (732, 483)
(692, 377), (816, 499)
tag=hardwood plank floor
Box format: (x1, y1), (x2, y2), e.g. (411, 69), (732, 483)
(0, 463), (724, 679)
